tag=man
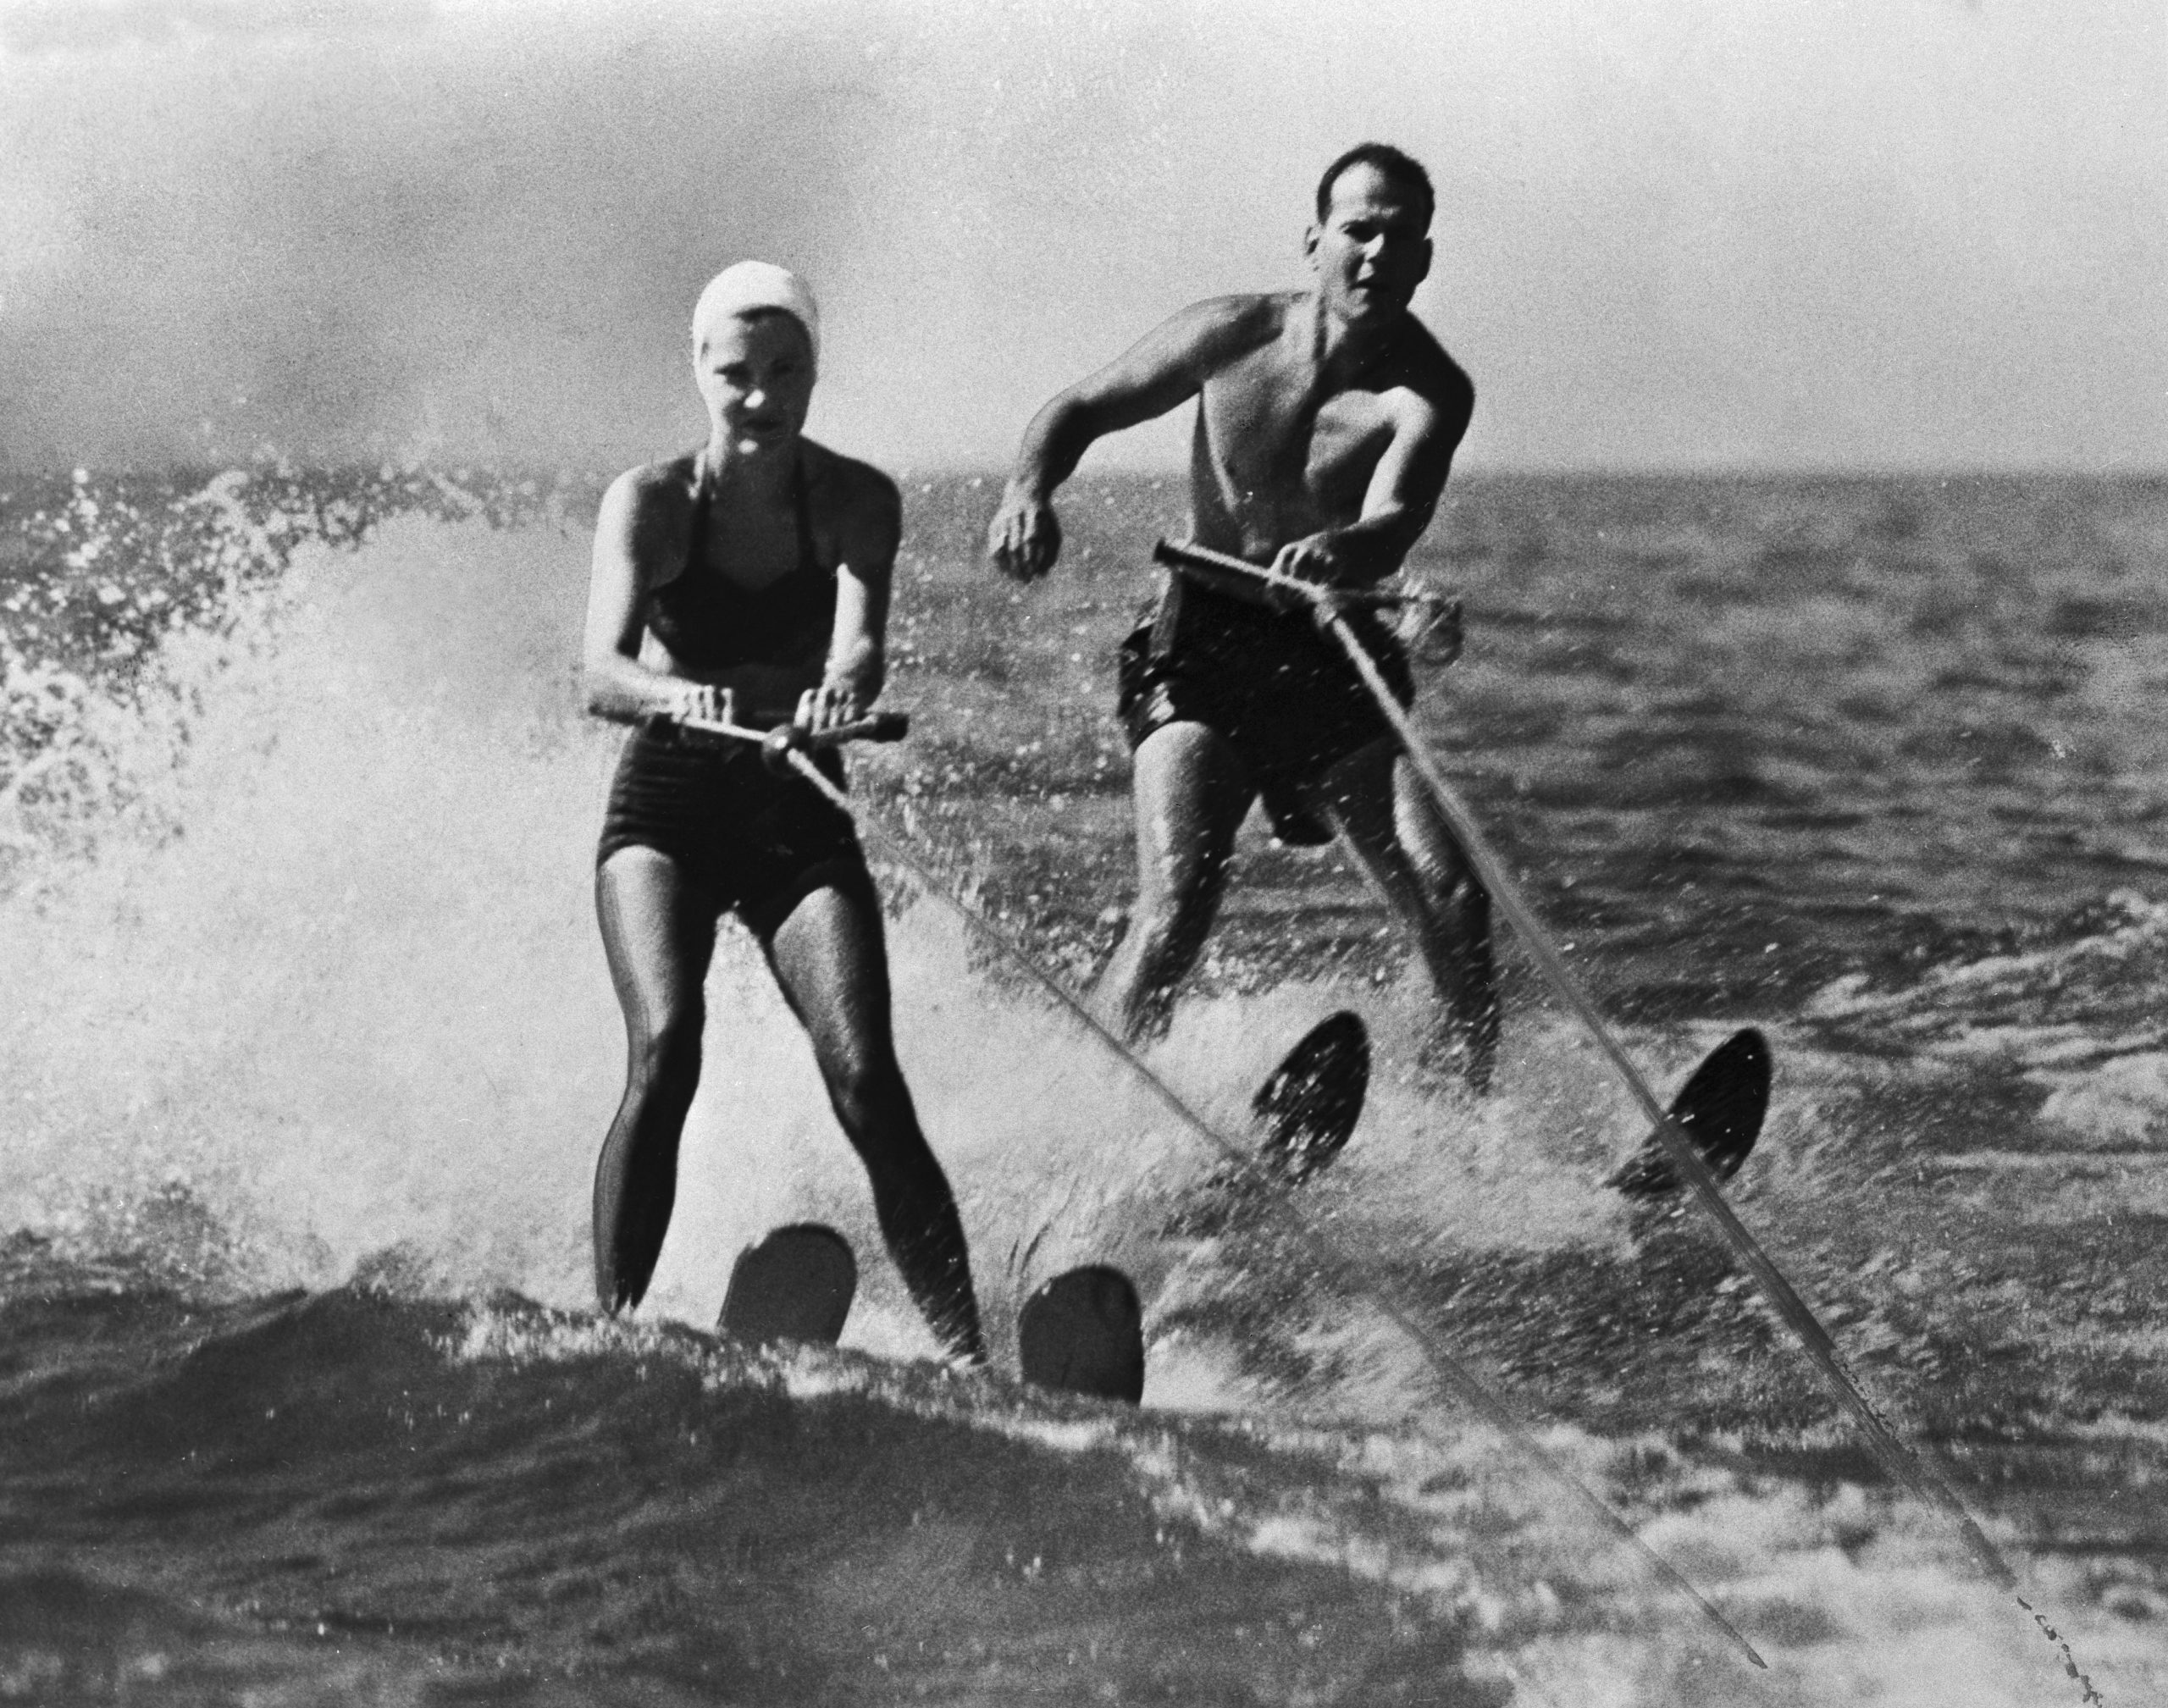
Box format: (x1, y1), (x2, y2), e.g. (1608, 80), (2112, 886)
(986, 142), (1497, 1088)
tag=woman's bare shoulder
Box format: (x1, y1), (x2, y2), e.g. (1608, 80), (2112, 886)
(594, 454), (700, 599)
(602, 453), (700, 520)
(800, 439), (898, 511)
(799, 440), (901, 556)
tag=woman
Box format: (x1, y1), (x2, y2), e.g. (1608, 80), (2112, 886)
(583, 261), (984, 1364)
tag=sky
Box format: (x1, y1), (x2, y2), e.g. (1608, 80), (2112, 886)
(0, 0), (2161, 473)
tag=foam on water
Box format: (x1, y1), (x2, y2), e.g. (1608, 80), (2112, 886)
(3, 511), (617, 1298)
(0, 496), (1642, 1363)
(3, 476), (2164, 1702)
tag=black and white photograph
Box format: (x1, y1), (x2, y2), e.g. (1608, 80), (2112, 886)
(1, 1), (2163, 1700)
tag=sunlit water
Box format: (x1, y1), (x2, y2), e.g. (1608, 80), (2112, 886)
(0, 465), (2162, 1703)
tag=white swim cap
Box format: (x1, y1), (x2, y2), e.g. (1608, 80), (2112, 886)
(691, 261), (820, 364)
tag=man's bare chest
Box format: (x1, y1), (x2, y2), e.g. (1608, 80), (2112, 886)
(1200, 364), (1398, 500)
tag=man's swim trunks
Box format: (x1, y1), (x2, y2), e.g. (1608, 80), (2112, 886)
(597, 724), (875, 940)
(1115, 575), (1413, 847)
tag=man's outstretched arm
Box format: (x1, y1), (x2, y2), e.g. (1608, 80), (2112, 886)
(1270, 369), (1474, 591)
(987, 298), (1260, 582)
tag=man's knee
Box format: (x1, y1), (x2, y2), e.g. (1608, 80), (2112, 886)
(1416, 847), (1485, 910)
(1127, 878), (1221, 967)
(1396, 863), (1487, 956)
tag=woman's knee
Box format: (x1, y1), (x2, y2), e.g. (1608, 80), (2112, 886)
(628, 1003), (704, 1087)
(819, 1042), (911, 1136)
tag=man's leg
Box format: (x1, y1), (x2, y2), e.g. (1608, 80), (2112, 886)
(593, 847), (720, 1313)
(1307, 738), (1499, 1090)
(764, 877), (987, 1366)
(1092, 721), (1254, 1043)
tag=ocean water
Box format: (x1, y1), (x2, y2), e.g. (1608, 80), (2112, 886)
(1, 463), (2164, 1703)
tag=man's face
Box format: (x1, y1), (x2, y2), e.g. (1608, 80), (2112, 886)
(693, 311), (816, 457)
(1306, 163), (1432, 325)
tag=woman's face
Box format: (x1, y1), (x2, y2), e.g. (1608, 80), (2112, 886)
(694, 310), (816, 459)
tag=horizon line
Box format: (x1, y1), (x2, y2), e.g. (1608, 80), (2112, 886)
(0, 456), (2162, 485)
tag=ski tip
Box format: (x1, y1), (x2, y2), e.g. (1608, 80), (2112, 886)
(1018, 1265), (1145, 1404)
(1609, 1027), (1773, 1199)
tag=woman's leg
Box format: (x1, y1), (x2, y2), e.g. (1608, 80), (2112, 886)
(593, 846), (719, 1313)
(764, 877), (987, 1364)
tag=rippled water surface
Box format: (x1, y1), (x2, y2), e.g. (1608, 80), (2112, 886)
(1, 467), (2164, 1703)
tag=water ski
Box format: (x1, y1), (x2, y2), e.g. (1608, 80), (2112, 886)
(1018, 1266), (1145, 1404)
(1606, 1028), (1773, 1198)
(718, 1223), (857, 1348)
(1253, 1011), (1370, 1183)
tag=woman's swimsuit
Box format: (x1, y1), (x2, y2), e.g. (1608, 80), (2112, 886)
(596, 457), (875, 938)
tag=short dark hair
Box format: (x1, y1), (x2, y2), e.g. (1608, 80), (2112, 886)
(1314, 142), (1435, 228)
